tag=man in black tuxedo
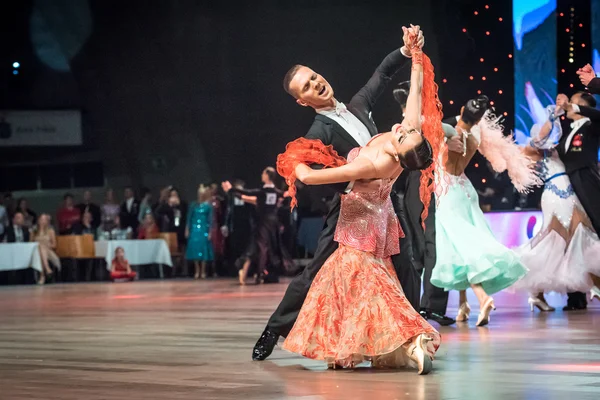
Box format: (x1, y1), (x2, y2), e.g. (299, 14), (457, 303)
(252, 26), (433, 361)
(4, 212), (30, 243)
(556, 91), (600, 310)
(120, 187), (140, 233)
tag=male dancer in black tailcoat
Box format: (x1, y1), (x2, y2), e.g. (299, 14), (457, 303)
(555, 91), (600, 310)
(252, 26), (434, 361)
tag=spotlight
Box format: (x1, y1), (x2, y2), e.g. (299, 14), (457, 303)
(12, 62), (20, 68)
(12, 70), (18, 75)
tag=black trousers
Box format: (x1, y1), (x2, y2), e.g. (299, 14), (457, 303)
(566, 167), (600, 306)
(267, 193), (421, 337)
(394, 170), (448, 314)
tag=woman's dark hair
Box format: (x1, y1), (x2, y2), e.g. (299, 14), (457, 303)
(263, 167), (277, 183)
(17, 197), (26, 209)
(577, 91), (597, 108)
(393, 81), (410, 108)
(461, 95), (490, 124)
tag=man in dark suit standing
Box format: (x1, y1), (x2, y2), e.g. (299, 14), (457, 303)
(120, 187), (140, 233)
(252, 26), (432, 361)
(4, 212), (30, 243)
(556, 91), (600, 310)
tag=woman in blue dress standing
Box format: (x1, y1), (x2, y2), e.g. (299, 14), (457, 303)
(186, 186), (214, 279)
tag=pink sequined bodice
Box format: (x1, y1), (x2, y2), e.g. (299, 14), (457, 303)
(334, 147), (403, 258)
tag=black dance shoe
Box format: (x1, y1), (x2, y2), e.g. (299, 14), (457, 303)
(252, 328), (280, 361)
(562, 304), (587, 311)
(420, 309), (456, 326)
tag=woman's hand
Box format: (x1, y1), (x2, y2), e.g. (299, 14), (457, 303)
(577, 63), (596, 86)
(401, 25), (424, 56)
(185, 227), (189, 239)
(447, 135), (464, 154)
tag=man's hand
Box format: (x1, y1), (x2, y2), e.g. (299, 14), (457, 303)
(401, 25), (424, 57)
(556, 93), (570, 111)
(576, 63), (596, 86)
(446, 135), (464, 154)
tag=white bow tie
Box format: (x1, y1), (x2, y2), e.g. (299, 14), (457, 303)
(335, 102), (348, 116)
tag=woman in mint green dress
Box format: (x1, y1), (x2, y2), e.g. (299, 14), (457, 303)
(431, 97), (538, 326)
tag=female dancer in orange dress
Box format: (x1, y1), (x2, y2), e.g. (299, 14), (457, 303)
(277, 28), (443, 375)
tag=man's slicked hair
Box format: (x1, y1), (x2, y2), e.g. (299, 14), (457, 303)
(283, 64), (303, 98)
(576, 91), (597, 108)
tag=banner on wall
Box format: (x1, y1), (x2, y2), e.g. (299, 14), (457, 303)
(483, 210), (543, 248)
(0, 110), (82, 146)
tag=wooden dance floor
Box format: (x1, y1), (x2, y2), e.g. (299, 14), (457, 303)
(0, 279), (599, 400)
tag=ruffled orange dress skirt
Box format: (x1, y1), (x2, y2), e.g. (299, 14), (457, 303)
(282, 245), (440, 368)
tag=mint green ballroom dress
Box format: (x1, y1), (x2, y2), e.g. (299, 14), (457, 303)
(430, 173), (527, 294)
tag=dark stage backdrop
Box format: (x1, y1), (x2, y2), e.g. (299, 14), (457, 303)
(1, 0), (455, 198)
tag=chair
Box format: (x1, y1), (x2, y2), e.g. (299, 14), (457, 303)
(160, 232), (184, 277)
(56, 235), (102, 281)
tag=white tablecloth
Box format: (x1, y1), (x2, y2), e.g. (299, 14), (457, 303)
(0, 242), (42, 272)
(95, 239), (173, 270)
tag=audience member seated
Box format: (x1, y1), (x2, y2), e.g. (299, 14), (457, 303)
(101, 188), (120, 232)
(15, 197), (37, 230)
(57, 193), (81, 234)
(120, 186), (140, 232)
(98, 215), (133, 240)
(32, 214), (60, 285)
(109, 247), (136, 281)
(4, 212), (30, 243)
(72, 211), (97, 239)
(138, 213), (160, 239)
(77, 190), (102, 230)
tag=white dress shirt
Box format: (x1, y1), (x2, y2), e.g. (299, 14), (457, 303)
(126, 197), (134, 213)
(13, 226), (24, 242)
(317, 101), (372, 147)
(565, 108), (590, 152)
